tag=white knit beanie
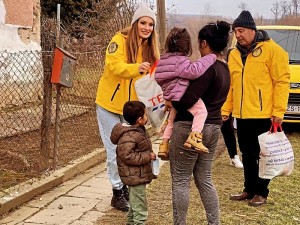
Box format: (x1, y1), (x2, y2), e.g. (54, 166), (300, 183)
(131, 1), (156, 26)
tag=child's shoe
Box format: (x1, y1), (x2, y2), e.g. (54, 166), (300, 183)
(158, 142), (169, 160)
(183, 131), (209, 153)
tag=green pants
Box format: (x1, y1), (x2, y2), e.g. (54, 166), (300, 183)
(126, 184), (148, 225)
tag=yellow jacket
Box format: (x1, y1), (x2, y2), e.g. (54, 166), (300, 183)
(95, 32), (144, 114)
(222, 39), (290, 119)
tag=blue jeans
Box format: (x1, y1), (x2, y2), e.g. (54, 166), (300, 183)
(169, 121), (221, 225)
(96, 104), (125, 190)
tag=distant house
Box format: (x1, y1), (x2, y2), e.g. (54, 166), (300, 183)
(0, 0), (41, 51)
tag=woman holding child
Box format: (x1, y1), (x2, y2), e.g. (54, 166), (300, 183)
(169, 21), (231, 225)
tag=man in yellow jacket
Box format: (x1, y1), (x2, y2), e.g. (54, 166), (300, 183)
(221, 11), (290, 206)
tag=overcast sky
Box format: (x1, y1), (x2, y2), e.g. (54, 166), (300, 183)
(165, 0), (277, 19)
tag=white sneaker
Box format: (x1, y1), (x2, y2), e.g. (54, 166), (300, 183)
(230, 155), (243, 169)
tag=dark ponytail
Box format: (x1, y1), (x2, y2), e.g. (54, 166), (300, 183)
(198, 20), (231, 53)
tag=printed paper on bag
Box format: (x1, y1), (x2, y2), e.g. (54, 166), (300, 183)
(258, 130), (294, 179)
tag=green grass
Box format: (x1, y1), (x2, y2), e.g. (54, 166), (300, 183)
(97, 132), (300, 225)
(0, 170), (27, 190)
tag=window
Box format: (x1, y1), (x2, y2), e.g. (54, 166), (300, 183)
(266, 29), (300, 62)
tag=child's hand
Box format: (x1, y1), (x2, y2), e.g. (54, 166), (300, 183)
(150, 152), (156, 160)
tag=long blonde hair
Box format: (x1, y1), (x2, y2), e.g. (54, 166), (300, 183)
(121, 20), (159, 66)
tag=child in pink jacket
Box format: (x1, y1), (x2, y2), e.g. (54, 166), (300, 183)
(155, 27), (216, 160)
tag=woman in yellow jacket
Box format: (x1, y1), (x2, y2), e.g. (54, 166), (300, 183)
(95, 2), (159, 212)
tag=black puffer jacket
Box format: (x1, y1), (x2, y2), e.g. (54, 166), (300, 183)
(110, 123), (155, 186)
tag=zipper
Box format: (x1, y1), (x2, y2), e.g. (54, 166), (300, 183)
(259, 89), (262, 111)
(128, 79), (133, 101)
(111, 83), (120, 101)
(240, 67), (244, 118)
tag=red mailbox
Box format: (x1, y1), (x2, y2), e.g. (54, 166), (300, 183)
(51, 47), (77, 87)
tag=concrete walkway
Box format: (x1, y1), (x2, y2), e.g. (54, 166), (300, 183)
(0, 137), (164, 225)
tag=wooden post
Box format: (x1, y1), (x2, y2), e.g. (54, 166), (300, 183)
(53, 4), (62, 169)
(40, 55), (52, 168)
(156, 0), (167, 53)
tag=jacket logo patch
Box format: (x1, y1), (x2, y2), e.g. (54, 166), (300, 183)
(108, 42), (118, 54)
(252, 47), (262, 57)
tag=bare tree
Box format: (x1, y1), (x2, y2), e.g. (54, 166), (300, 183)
(202, 2), (215, 16)
(291, 0), (299, 16)
(271, 1), (280, 21)
(238, 2), (248, 11)
(287, 1), (293, 15)
(253, 12), (263, 25)
(280, 0), (290, 18)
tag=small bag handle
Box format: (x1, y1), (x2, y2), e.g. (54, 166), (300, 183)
(269, 122), (283, 133)
(149, 60), (159, 77)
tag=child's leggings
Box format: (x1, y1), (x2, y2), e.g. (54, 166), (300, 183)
(162, 99), (207, 140)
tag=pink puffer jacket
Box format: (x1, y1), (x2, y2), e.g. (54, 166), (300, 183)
(155, 52), (216, 101)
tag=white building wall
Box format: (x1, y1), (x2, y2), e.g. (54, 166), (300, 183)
(0, 0), (41, 52)
(0, 0), (43, 108)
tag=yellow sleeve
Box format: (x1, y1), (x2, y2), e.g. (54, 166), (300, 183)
(221, 87), (233, 116)
(269, 43), (290, 118)
(105, 34), (141, 79)
(221, 54), (234, 116)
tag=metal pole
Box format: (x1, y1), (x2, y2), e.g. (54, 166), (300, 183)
(56, 4), (61, 46)
(53, 4), (62, 169)
(156, 0), (167, 53)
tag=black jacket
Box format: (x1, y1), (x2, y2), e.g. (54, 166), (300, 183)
(173, 60), (230, 125)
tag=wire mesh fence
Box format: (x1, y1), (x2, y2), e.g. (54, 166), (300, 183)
(0, 19), (105, 191)
(0, 50), (45, 189)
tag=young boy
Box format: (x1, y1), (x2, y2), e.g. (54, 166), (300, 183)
(110, 101), (156, 224)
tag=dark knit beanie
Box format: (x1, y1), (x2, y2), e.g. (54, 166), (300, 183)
(232, 11), (256, 30)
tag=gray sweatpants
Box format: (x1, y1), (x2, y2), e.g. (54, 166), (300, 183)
(169, 121), (221, 225)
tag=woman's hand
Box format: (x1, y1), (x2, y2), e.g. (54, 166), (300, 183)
(139, 62), (151, 74)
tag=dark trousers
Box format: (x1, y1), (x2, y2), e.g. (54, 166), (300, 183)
(221, 114), (237, 158)
(236, 118), (271, 198)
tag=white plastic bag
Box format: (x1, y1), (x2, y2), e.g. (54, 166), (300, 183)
(151, 158), (160, 176)
(258, 124), (294, 179)
(156, 110), (170, 134)
(134, 61), (165, 129)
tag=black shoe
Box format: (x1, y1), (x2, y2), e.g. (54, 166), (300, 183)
(122, 185), (129, 201)
(230, 191), (253, 201)
(111, 195), (129, 212)
(111, 189), (129, 212)
(248, 195), (267, 207)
